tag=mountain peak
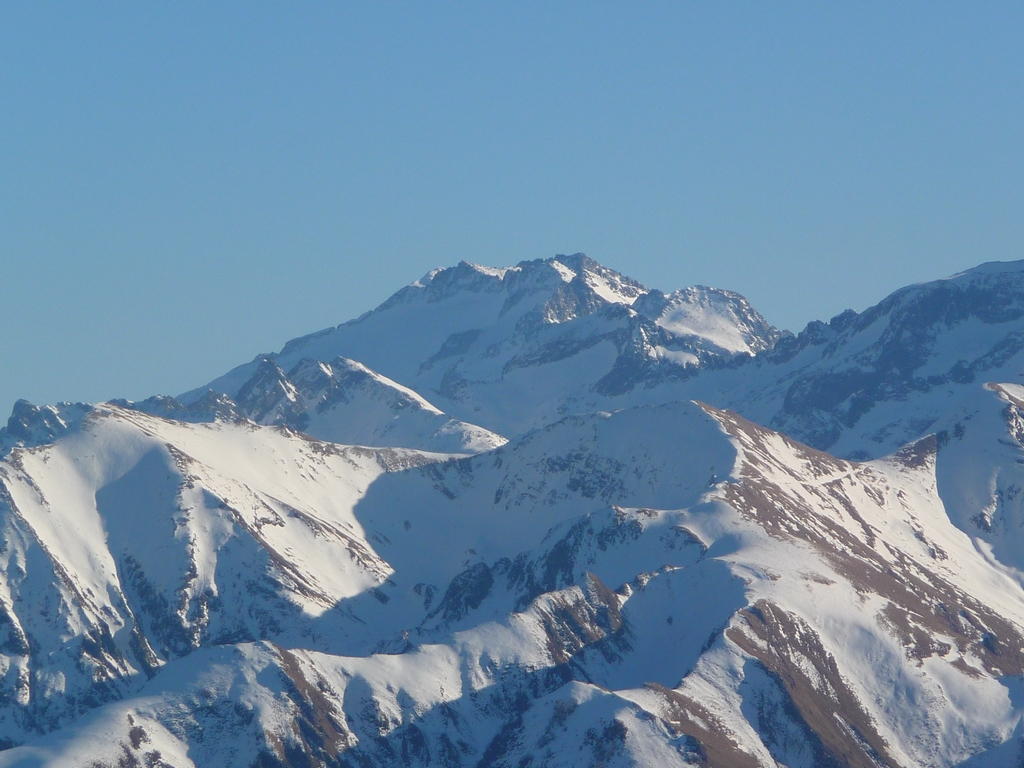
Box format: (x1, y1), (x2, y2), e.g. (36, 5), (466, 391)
(1, 399), (92, 453)
(634, 285), (780, 357)
(188, 254), (778, 435)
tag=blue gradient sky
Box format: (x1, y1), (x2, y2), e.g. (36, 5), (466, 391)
(2, 4), (1022, 413)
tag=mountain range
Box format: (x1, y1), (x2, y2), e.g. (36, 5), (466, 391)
(3, 254), (1024, 767)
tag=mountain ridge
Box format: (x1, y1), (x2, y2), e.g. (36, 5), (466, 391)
(173, 254), (1024, 462)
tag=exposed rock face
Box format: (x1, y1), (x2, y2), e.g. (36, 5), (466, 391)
(4, 257), (1024, 766)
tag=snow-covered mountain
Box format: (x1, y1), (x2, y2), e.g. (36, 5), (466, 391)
(0, 404), (446, 745)
(124, 356), (505, 455)
(185, 256), (1024, 464)
(5, 255), (1024, 766)
(633, 284), (779, 357)
(186, 255), (781, 436)
(761, 261), (1024, 458)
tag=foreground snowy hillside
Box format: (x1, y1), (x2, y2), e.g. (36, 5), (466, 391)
(3, 400), (1024, 766)
(0, 405), (448, 746)
(4, 255), (1024, 766)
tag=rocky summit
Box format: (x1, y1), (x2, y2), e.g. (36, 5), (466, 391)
(3, 255), (1024, 767)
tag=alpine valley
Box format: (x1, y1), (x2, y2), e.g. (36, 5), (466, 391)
(5, 254), (1024, 767)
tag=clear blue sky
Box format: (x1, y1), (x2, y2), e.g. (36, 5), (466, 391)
(2, 3), (1022, 414)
